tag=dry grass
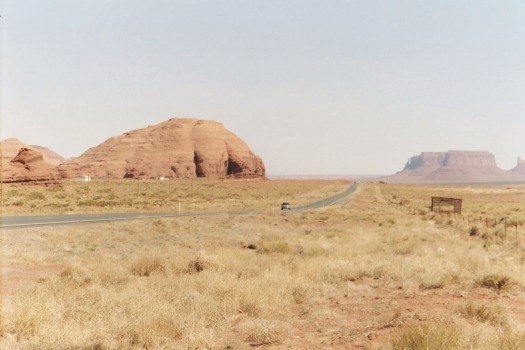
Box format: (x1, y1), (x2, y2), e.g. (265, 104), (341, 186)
(1, 178), (348, 215)
(240, 319), (290, 346)
(2, 181), (525, 349)
(391, 322), (463, 350)
(458, 302), (508, 327)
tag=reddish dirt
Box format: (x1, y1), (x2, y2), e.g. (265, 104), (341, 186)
(215, 279), (525, 349)
(1, 264), (62, 295)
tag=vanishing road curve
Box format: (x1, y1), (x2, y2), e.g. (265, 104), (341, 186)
(1, 182), (358, 229)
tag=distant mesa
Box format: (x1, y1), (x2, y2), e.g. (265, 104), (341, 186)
(384, 150), (525, 183)
(3, 127), (522, 185)
(510, 157), (525, 175)
(58, 118), (265, 180)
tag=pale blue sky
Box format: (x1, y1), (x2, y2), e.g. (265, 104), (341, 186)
(1, 1), (524, 175)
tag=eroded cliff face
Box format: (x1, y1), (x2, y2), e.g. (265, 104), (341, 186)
(1, 138), (65, 166)
(387, 150), (517, 183)
(59, 118), (265, 179)
(429, 151), (508, 181)
(509, 158), (525, 180)
(1, 148), (62, 185)
(403, 152), (447, 175)
(511, 158), (525, 170)
(443, 151), (499, 168)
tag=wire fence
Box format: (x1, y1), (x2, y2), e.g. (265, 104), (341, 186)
(459, 215), (522, 241)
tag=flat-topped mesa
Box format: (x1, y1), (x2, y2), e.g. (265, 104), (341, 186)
(403, 152), (447, 175)
(430, 151), (508, 182)
(386, 150), (518, 183)
(442, 150), (499, 168)
(59, 118), (266, 180)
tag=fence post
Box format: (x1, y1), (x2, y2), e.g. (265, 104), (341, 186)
(504, 217), (507, 241)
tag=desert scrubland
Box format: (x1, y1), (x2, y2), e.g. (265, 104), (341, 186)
(1, 179), (525, 349)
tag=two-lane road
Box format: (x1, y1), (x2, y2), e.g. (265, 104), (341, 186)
(0, 212), (208, 228)
(292, 182), (358, 210)
(1, 183), (358, 229)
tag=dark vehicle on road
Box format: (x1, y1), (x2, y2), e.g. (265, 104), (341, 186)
(281, 202), (291, 210)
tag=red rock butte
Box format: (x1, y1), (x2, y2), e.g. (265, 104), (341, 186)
(58, 118), (265, 180)
(1, 148), (62, 185)
(1, 138), (65, 166)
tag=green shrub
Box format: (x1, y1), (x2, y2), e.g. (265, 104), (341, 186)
(7, 189), (20, 196)
(259, 237), (291, 254)
(28, 191), (46, 201)
(469, 225), (482, 236)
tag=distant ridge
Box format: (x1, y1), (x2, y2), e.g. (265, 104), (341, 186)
(267, 174), (375, 180)
(383, 150), (524, 183)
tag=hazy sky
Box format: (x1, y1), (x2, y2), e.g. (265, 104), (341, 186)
(1, 1), (524, 175)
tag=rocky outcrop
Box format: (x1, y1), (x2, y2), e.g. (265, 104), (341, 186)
(1, 138), (65, 166)
(430, 151), (508, 182)
(1, 148), (62, 185)
(386, 150), (518, 183)
(402, 152), (447, 177)
(509, 158), (525, 181)
(1, 138), (27, 162)
(29, 145), (67, 166)
(59, 118), (265, 179)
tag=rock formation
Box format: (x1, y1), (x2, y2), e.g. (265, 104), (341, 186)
(1, 138), (27, 162)
(1, 138), (65, 166)
(1, 148), (62, 185)
(29, 145), (67, 166)
(59, 118), (265, 179)
(509, 158), (525, 181)
(402, 152), (447, 177)
(430, 151), (508, 182)
(386, 150), (519, 183)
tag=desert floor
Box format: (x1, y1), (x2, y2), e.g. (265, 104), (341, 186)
(1, 180), (525, 349)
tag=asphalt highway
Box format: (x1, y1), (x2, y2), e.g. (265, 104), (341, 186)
(293, 181), (358, 210)
(1, 182), (358, 229)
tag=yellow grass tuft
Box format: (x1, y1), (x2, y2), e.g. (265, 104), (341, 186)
(185, 250), (220, 273)
(476, 273), (516, 293)
(458, 302), (508, 326)
(129, 253), (165, 276)
(392, 322), (463, 350)
(240, 319), (290, 346)
(258, 235), (293, 254)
